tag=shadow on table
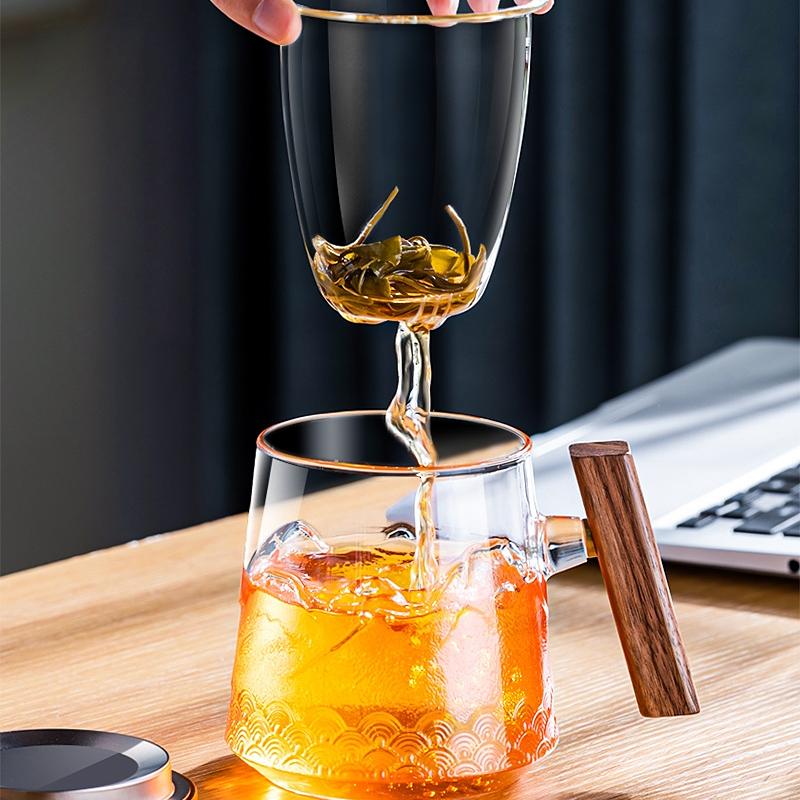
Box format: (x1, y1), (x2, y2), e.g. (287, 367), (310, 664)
(188, 755), (291, 799)
(187, 754), (635, 800)
(552, 561), (798, 619)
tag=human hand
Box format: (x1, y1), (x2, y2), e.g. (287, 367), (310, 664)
(209, 1), (554, 46)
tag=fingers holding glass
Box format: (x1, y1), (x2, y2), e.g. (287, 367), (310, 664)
(211, 0), (553, 46)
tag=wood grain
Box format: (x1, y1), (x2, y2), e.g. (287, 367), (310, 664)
(570, 441), (699, 717)
(1, 511), (798, 800)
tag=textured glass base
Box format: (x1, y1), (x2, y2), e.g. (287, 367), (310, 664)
(240, 759), (549, 800)
(228, 690), (558, 799)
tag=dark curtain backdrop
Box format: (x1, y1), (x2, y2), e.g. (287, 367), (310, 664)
(2, 0), (797, 571)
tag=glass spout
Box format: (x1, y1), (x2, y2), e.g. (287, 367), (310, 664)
(543, 515), (595, 576)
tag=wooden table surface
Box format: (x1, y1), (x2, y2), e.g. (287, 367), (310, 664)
(1, 513), (798, 800)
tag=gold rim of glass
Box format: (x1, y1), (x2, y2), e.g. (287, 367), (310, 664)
(258, 410), (532, 476)
(296, 1), (548, 26)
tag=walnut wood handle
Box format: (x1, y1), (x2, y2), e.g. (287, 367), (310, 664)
(569, 441), (700, 717)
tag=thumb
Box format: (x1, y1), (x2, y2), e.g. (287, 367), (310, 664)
(209, 0), (302, 45)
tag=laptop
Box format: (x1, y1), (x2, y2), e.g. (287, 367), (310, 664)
(532, 338), (800, 577)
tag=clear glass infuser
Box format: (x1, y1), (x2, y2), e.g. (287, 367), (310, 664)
(282, 0), (539, 331)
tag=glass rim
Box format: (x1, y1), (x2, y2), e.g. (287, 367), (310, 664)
(257, 410), (532, 476)
(296, 1), (547, 26)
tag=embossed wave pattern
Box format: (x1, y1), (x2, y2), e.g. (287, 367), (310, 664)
(226, 690), (558, 780)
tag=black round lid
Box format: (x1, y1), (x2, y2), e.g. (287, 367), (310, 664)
(0, 729), (195, 800)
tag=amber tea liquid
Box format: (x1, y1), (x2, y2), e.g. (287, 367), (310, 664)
(226, 537), (557, 798)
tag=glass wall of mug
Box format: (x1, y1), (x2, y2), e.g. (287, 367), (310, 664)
(226, 411), (560, 799)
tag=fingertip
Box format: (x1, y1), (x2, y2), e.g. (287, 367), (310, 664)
(283, 8), (302, 44)
(427, 0), (459, 14)
(525, 0), (555, 13)
(253, 0), (302, 45)
(468, 0), (500, 12)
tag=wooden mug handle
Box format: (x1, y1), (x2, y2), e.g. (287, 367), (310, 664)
(569, 441), (700, 717)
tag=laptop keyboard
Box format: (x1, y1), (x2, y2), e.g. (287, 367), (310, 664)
(678, 465), (800, 537)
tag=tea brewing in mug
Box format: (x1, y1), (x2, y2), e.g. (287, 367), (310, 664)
(225, 413), (698, 799)
(225, 3), (697, 797)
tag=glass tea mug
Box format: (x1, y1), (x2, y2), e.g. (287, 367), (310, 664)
(226, 412), (699, 799)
